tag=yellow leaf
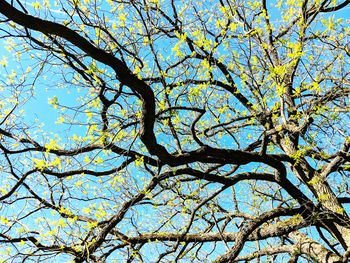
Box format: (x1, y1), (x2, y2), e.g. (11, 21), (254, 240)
(56, 218), (67, 227)
(55, 116), (65, 124)
(134, 155), (144, 166)
(82, 207), (91, 214)
(75, 180), (83, 187)
(84, 155), (90, 163)
(32, 1), (41, 9)
(0, 56), (8, 67)
(33, 158), (47, 171)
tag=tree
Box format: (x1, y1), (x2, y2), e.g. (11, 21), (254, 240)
(0, 0), (349, 262)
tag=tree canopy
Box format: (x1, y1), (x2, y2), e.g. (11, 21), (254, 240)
(0, 0), (350, 262)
